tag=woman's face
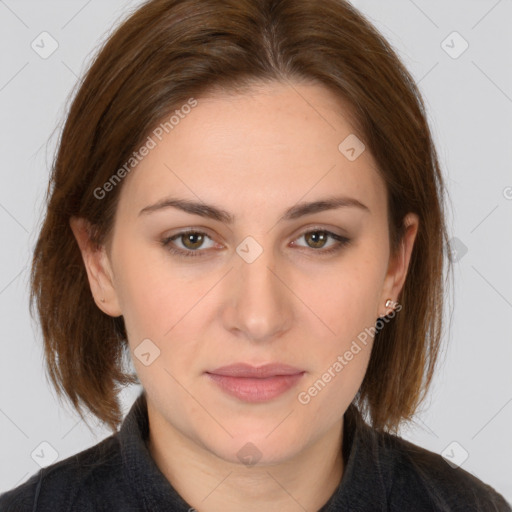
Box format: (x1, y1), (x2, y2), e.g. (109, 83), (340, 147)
(75, 81), (417, 465)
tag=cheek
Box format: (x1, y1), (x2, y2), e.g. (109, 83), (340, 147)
(311, 250), (386, 341)
(113, 244), (213, 376)
(111, 240), (175, 340)
(296, 260), (382, 420)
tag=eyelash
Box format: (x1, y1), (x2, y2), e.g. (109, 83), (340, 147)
(160, 229), (351, 259)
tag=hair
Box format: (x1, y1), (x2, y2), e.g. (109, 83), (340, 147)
(30, 0), (453, 435)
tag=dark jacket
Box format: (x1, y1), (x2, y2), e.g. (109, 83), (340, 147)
(1, 390), (510, 511)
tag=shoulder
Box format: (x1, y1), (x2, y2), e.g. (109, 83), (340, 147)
(372, 427), (511, 511)
(0, 434), (122, 512)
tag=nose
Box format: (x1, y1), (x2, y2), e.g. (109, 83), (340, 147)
(222, 239), (293, 343)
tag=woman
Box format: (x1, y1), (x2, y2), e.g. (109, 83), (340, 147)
(1, 0), (510, 510)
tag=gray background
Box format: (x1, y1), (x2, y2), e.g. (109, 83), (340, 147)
(1, 0), (511, 503)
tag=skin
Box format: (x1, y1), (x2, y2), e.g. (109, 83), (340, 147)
(70, 80), (418, 512)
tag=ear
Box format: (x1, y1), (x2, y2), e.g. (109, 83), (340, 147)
(69, 216), (122, 317)
(378, 212), (419, 317)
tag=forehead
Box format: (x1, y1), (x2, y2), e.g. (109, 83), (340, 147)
(116, 81), (386, 220)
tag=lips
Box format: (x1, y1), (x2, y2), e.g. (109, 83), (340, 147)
(208, 363), (304, 378)
(205, 363), (305, 402)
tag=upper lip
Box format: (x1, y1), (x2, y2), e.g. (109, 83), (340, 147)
(206, 363), (304, 378)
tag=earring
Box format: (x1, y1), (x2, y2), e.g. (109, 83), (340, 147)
(100, 297), (105, 303)
(380, 298), (394, 317)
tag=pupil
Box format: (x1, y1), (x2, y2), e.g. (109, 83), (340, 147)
(186, 233), (202, 248)
(310, 231), (325, 247)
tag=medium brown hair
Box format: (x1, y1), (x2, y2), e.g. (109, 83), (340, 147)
(30, 0), (452, 435)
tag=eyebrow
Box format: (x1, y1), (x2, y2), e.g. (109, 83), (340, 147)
(138, 195), (370, 223)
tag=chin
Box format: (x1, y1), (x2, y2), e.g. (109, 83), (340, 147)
(197, 424), (309, 468)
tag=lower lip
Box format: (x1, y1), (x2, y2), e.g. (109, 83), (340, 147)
(206, 372), (305, 402)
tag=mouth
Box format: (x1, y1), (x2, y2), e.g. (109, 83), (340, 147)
(205, 363), (305, 402)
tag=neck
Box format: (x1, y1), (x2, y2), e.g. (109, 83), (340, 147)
(147, 413), (345, 512)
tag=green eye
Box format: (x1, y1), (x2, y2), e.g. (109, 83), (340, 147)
(161, 229), (351, 259)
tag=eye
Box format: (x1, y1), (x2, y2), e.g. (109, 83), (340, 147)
(291, 229), (351, 255)
(161, 230), (216, 258)
(161, 228), (351, 258)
